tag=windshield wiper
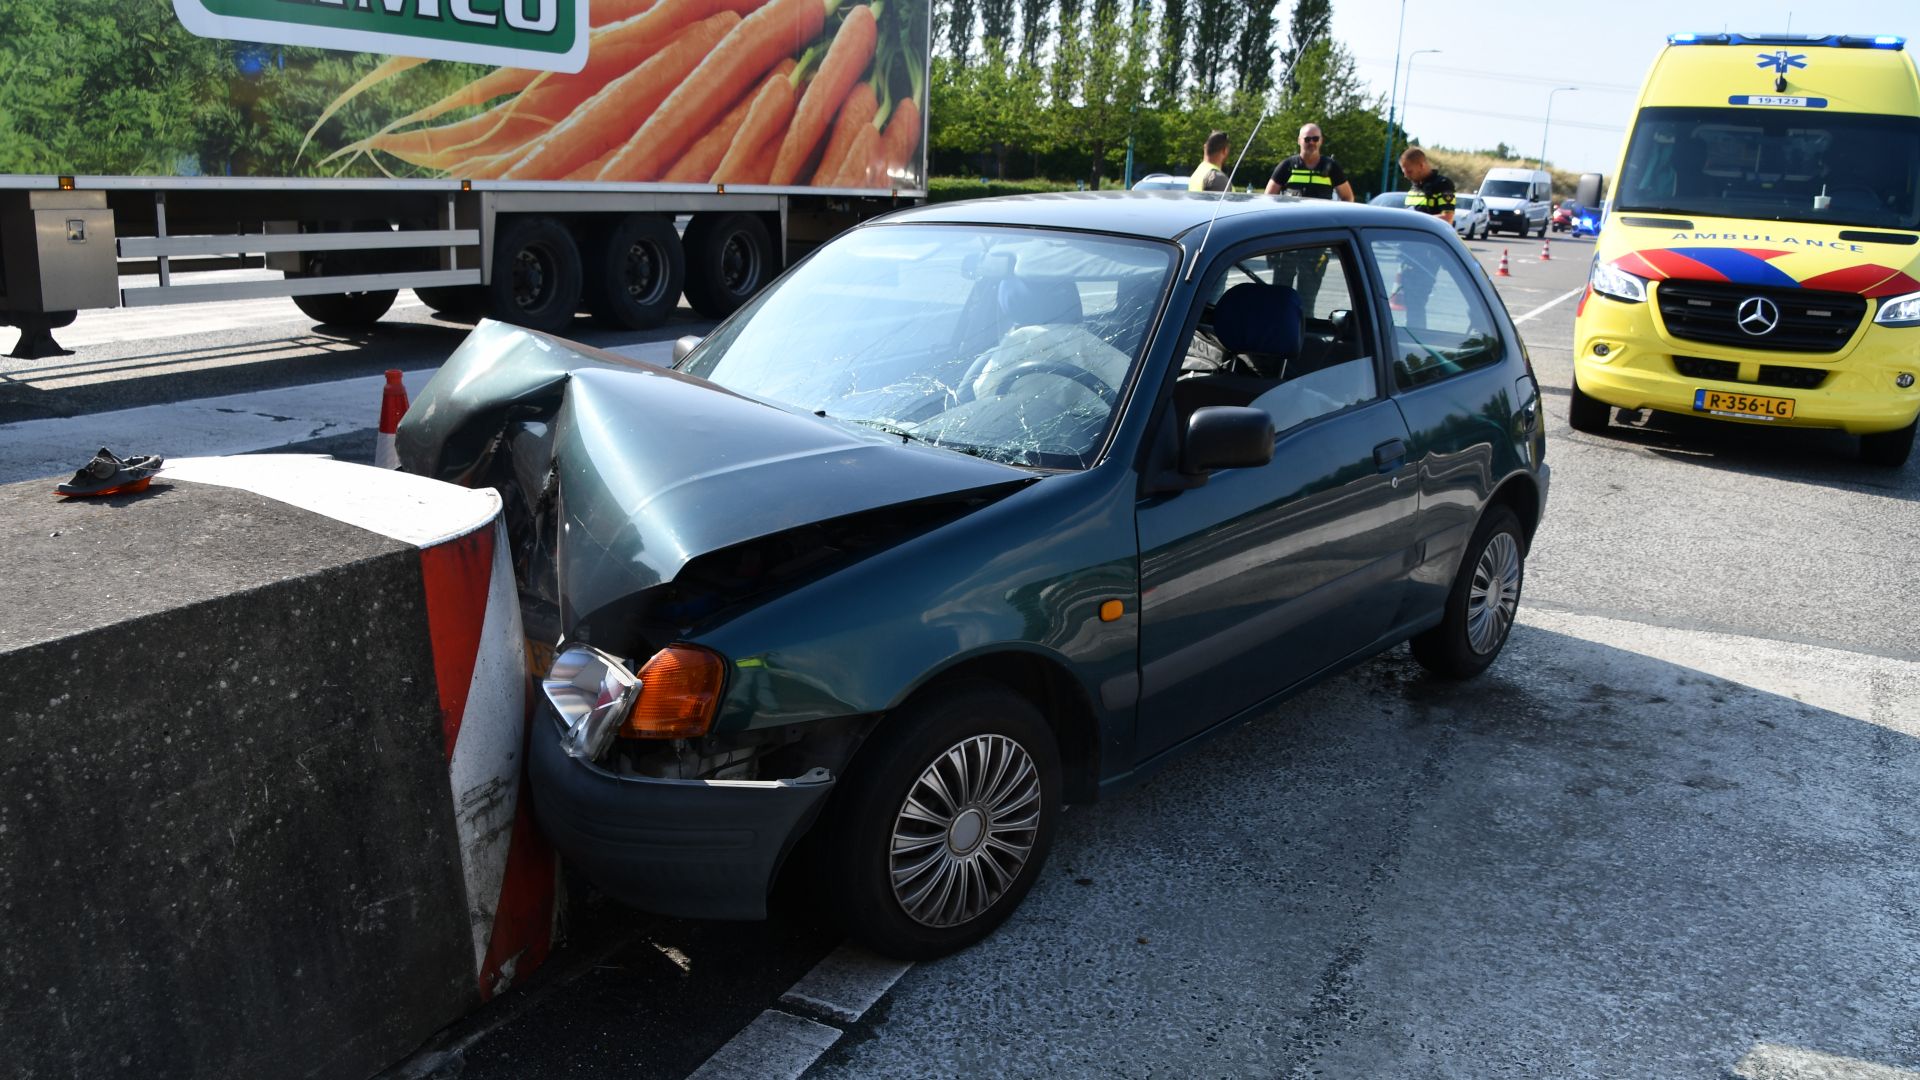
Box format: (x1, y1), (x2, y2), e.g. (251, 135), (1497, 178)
(823, 413), (921, 444)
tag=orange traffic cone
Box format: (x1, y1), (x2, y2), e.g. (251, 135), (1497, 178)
(1497, 249), (1511, 277)
(375, 369), (408, 470)
(1540, 237), (1552, 261)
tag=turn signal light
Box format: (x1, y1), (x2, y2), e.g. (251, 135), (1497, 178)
(621, 644), (727, 739)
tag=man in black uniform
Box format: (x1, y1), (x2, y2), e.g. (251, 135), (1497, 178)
(1397, 146), (1456, 330)
(1264, 124), (1355, 310)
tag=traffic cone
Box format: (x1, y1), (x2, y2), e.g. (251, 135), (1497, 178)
(375, 369), (408, 470)
(1540, 237), (1552, 261)
(1389, 271), (1406, 311)
(1497, 249), (1511, 277)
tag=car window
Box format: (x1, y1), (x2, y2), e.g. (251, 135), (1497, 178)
(1364, 231), (1503, 391)
(1172, 241), (1379, 434)
(680, 224), (1176, 470)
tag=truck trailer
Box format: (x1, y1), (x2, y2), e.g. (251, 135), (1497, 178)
(0, 0), (930, 357)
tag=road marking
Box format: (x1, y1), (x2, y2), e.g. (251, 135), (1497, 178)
(778, 945), (913, 1023)
(1512, 286), (1585, 325)
(687, 1010), (841, 1080)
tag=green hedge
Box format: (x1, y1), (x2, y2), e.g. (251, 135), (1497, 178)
(927, 176), (1110, 202)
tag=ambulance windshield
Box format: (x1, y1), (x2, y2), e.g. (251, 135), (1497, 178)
(1615, 106), (1920, 230)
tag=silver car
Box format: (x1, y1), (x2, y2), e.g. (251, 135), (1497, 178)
(1453, 193), (1491, 240)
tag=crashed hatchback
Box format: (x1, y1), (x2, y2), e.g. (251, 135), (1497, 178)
(398, 192), (1549, 959)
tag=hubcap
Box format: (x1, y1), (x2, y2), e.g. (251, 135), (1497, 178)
(1467, 532), (1522, 655)
(513, 246), (554, 310)
(889, 734), (1041, 928)
(624, 241), (665, 305)
(719, 233), (758, 295)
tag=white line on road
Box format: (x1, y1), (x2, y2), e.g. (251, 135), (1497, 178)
(687, 1010), (842, 1080)
(1512, 285), (1586, 324)
(778, 945), (914, 1024)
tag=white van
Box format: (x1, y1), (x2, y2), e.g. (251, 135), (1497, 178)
(1479, 167), (1554, 237)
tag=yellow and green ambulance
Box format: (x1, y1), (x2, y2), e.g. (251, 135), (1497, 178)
(1572, 32), (1920, 466)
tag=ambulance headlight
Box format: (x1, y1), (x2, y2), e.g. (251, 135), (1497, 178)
(1874, 291), (1920, 326)
(1589, 261), (1647, 304)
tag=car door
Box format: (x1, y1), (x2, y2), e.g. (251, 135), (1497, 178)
(1133, 234), (1420, 762)
(1361, 228), (1525, 624)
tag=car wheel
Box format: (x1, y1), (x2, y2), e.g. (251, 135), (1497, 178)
(292, 289), (397, 327)
(1860, 419), (1916, 468)
(824, 680), (1061, 959)
(682, 212), (774, 319)
(484, 216), (584, 332)
(586, 214), (685, 330)
(1568, 376), (1611, 433)
(1411, 505), (1525, 680)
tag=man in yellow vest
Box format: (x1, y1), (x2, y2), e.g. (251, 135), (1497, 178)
(1264, 123), (1355, 201)
(1188, 131), (1231, 192)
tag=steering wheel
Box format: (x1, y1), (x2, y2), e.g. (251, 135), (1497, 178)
(988, 357), (1119, 406)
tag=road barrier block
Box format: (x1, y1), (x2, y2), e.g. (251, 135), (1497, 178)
(0, 456), (552, 1080)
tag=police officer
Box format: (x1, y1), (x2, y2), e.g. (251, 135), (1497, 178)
(1264, 124), (1355, 201)
(1189, 131), (1231, 193)
(1396, 147), (1456, 330)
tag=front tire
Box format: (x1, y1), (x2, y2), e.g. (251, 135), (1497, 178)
(1568, 376), (1611, 433)
(824, 681), (1060, 959)
(484, 216), (583, 332)
(1860, 419), (1916, 468)
(292, 289), (396, 327)
(586, 214), (685, 330)
(1411, 505), (1526, 680)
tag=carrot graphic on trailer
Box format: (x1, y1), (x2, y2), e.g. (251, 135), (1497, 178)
(663, 90), (760, 182)
(597, 0), (840, 181)
(709, 59), (800, 185)
(504, 11), (743, 179)
(813, 80), (877, 185)
(770, 3), (877, 185)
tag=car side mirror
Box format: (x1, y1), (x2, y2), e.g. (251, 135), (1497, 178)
(672, 335), (702, 365)
(1184, 406), (1275, 474)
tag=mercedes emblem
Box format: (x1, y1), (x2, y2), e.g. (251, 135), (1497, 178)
(1737, 295), (1781, 336)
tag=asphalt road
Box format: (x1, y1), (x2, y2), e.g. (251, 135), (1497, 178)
(8, 234), (1918, 1080)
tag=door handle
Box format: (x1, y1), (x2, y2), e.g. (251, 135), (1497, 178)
(1373, 439), (1406, 472)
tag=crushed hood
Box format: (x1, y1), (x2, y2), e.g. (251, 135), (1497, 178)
(398, 321), (1031, 626)
(1597, 214), (1920, 296)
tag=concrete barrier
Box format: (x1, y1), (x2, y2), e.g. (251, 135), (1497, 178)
(0, 456), (553, 1079)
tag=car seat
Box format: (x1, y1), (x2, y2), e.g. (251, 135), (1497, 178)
(1174, 282), (1302, 420)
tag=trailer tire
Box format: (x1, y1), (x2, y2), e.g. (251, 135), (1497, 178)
(414, 285), (484, 322)
(683, 213), (773, 319)
(293, 290), (398, 327)
(586, 215), (685, 330)
(486, 217), (583, 333)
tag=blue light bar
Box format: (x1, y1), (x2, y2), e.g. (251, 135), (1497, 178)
(1667, 32), (1904, 50)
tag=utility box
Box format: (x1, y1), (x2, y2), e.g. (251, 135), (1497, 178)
(0, 190), (118, 313)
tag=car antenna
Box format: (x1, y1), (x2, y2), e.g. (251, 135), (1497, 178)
(1185, 26), (1319, 282)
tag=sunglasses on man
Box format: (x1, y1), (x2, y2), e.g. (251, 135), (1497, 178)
(1302, 136), (1321, 143)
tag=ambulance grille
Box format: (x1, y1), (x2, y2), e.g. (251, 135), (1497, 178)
(1655, 281), (1866, 354)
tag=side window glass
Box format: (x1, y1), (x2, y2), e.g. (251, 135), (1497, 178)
(1174, 243), (1379, 435)
(1366, 232), (1504, 391)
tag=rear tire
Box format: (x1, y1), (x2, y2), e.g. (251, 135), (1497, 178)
(292, 289), (397, 327)
(682, 212), (774, 319)
(414, 285), (484, 321)
(1411, 505), (1526, 680)
(1860, 419), (1916, 468)
(823, 680), (1060, 960)
(1568, 376), (1611, 433)
(586, 214), (685, 330)
(484, 216), (583, 333)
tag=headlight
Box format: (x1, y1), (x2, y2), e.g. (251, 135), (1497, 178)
(1589, 261), (1647, 303)
(543, 642), (727, 760)
(544, 645), (641, 761)
(1875, 290), (1920, 326)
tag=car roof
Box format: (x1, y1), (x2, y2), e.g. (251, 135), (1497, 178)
(874, 191), (1456, 247)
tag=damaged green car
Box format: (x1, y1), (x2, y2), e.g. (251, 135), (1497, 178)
(399, 193), (1548, 958)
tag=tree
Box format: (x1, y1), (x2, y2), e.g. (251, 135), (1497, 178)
(1282, 0), (1332, 69)
(1017, 0), (1052, 66)
(1158, 0), (1189, 103)
(1052, 0), (1153, 188)
(945, 0), (977, 64)
(1190, 0), (1244, 99)
(1233, 0), (1279, 100)
(980, 0), (1017, 48)
(934, 45), (1050, 178)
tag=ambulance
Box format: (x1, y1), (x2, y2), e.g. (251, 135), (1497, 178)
(1571, 33), (1920, 467)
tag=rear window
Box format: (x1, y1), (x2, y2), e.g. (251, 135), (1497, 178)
(1615, 105), (1920, 230)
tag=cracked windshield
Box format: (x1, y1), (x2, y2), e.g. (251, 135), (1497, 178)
(678, 224), (1174, 469)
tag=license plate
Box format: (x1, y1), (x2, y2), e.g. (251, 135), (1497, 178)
(1693, 388), (1795, 420)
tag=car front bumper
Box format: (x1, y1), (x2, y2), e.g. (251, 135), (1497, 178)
(1574, 291), (1920, 435)
(528, 713), (836, 921)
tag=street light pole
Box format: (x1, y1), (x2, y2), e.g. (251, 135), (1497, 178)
(1391, 49), (1441, 187)
(1376, 0), (1408, 195)
(1540, 85), (1578, 170)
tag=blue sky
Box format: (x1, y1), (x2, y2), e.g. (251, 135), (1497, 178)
(1326, 0), (1916, 173)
